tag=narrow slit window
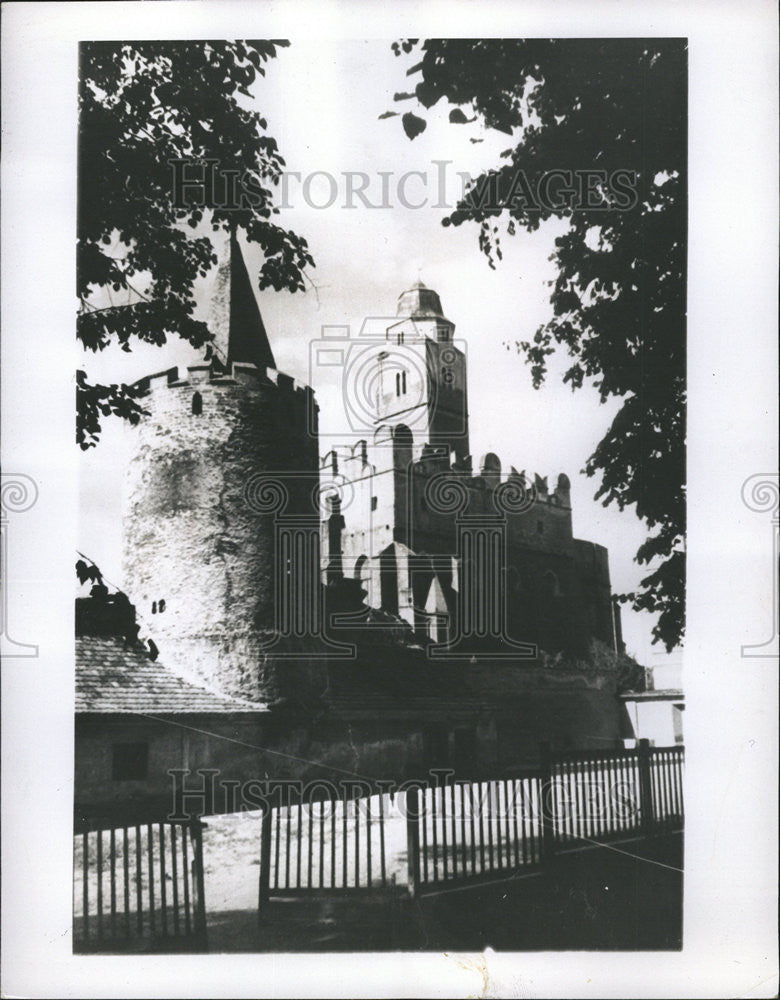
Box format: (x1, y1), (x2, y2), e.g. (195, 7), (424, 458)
(192, 391), (203, 416)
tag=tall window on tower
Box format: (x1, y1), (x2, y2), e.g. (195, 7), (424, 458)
(395, 370), (407, 396)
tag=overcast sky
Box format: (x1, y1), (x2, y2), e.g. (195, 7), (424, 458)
(79, 38), (681, 674)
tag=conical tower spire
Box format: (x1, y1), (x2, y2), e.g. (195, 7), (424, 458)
(207, 230), (276, 370)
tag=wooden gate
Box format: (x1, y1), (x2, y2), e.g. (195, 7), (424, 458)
(257, 786), (396, 904)
(73, 819), (207, 952)
(405, 774), (545, 894)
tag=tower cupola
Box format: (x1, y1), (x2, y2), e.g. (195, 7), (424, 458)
(393, 280), (455, 344)
(396, 280), (448, 320)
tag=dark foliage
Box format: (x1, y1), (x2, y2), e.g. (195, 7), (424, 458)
(78, 40), (314, 447)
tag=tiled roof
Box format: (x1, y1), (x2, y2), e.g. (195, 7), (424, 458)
(76, 636), (268, 715)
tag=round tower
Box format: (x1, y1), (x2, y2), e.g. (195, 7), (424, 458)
(121, 234), (320, 702)
(122, 362), (318, 701)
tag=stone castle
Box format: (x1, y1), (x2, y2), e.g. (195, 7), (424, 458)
(118, 233), (633, 776)
(319, 279), (619, 663)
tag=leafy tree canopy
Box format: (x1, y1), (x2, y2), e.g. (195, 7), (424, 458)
(388, 39), (687, 651)
(77, 40), (313, 448)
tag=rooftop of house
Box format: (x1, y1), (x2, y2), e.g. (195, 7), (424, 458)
(75, 588), (269, 715)
(76, 635), (269, 715)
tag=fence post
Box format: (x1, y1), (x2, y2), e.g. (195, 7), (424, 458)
(190, 820), (208, 948)
(637, 738), (655, 838)
(405, 786), (421, 897)
(539, 741), (557, 864)
(258, 795), (273, 913)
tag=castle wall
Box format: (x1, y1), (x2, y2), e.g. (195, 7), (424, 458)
(573, 539), (617, 649)
(323, 431), (606, 655)
(75, 678), (631, 825)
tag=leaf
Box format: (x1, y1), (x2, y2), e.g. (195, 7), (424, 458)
(491, 120), (514, 136)
(448, 108), (470, 124)
(402, 111), (427, 140)
(378, 110), (399, 120)
(415, 80), (441, 109)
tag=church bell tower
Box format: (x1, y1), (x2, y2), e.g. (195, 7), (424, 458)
(376, 281), (469, 462)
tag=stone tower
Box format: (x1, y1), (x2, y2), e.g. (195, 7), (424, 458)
(376, 281), (469, 462)
(122, 233), (319, 702)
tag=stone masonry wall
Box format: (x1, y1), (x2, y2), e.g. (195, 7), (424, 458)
(122, 363), (320, 702)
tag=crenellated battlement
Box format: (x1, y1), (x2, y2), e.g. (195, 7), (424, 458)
(321, 433), (571, 513)
(420, 451), (572, 511)
(136, 361), (316, 402)
(401, 449), (574, 556)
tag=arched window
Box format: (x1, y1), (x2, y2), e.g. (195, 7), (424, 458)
(191, 391), (203, 416)
(374, 424), (393, 446)
(151, 601), (157, 614)
(354, 554), (368, 580)
(380, 546), (399, 616)
(354, 554), (371, 602)
(392, 423), (413, 471)
(353, 440), (367, 464)
(158, 598), (166, 613)
(401, 370), (407, 394)
(395, 372), (401, 396)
